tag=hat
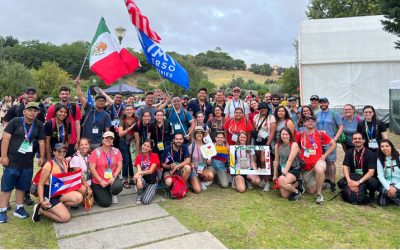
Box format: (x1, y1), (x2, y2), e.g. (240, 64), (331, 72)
(194, 126), (205, 134)
(310, 95), (319, 101)
(24, 102), (39, 110)
(102, 131), (115, 138)
(25, 87), (36, 94)
(288, 97), (296, 102)
(232, 86), (241, 92)
(258, 102), (269, 110)
(53, 143), (67, 150)
(182, 95), (189, 100)
(318, 97), (329, 103)
(304, 116), (316, 121)
(95, 95), (106, 101)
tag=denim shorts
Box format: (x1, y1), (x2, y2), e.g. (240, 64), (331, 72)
(1, 166), (33, 192)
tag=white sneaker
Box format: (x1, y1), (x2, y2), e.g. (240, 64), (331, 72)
(258, 179), (266, 188)
(112, 195), (118, 204)
(136, 195), (142, 204)
(205, 181), (213, 187)
(246, 180), (254, 190)
(263, 182), (270, 192)
(200, 182), (207, 191)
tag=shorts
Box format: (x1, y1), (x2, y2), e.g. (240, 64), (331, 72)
(323, 144), (337, 162)
(301, 160), (326, 188)
(43, 185), (61, 208)
(288, 168), (300, 180)
(211, 159), (227, 172)
(1, 166), (33, 192)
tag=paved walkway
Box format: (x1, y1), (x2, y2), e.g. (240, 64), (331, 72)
(54, 187), (226, 249)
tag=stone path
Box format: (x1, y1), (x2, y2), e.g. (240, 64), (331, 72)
(54, 187), (226, 249)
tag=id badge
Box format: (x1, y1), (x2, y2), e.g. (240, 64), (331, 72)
(232, 134), (238, 142)
(280, 163), (286, 173)
(197, 163), (205, 173)
(104, 168), (113, 179)
(112, 119), (120, 127)
(369, 139), (378, 149)
(304, 149), (310, 158)
(309, 149), (316, 156)
(92, 127), (99, 134)
(259, 130), (269, 139)
(355, 169), (363, 175)
(18, 141), (33, 154)
(157, 142), (165, 151)
(174, 124), (181, 130)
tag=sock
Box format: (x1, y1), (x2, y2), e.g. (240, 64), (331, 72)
(16, 204), (24, 209)
(0, 207), (7, 212)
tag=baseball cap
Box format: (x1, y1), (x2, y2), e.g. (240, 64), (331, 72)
(182, 95), (189, 100)
(318, 97), (329, 103)
(53, 143), (67, 150)
(24, 102), (39, 110)
(102, 131), (115, 138)
(310, 95), (319, 101)
(288, 97), (296, 102)
(25, 87), (36, 94)
(95, 95), (106, 101)
(232, 86), (241, 92)
(194, 126), (205, 134)
(304, 116), (316, 121)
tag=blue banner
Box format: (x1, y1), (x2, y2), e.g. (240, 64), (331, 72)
(137, 30), (190, 90)
(87, 87), (94, 106)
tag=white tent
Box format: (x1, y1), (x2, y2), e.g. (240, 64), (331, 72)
(299, 15), (400, 118)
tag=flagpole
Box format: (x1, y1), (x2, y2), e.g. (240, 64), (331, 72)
(77, 46), (91, 79)
(48, 172), (52, 202)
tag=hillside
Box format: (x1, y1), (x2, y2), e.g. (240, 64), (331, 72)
(204, 68), (280, 86)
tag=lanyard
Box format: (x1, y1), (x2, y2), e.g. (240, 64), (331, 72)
(301, 132), (315, 149)
(155, 122), (164, 142)
(21, 117), (34, 142)
(198, 100), (205, 114)
(319, 111), (328, 129)
(256, 115), (268, 131)
(170, 147), (182, 163)
(53, 159), (66, 173)
(103, 148), (113, 169)
(365, 121), (375, 141)
(92, 110), (101, 125)
(353, 147), (365, 170)
(80, 153), (89, 169)
(232, 100), (241, 110)
(112, 104), (123, 119)
(212, 117), (223, 130)
(141, 123), (150, 143)
(141, 153), (150, 170)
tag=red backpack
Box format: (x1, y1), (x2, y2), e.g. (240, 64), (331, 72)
(165, 175), (188, 199)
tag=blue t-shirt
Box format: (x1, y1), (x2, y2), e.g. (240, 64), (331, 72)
(82, 104), (112, 145)
(342, 115), (361, 146)
(135, 105), (156, 123)
(164, 108), (193, 136)
(316, 109), (343, 138)
(161, 144), (190, 164)
(187, 99), (213, 122)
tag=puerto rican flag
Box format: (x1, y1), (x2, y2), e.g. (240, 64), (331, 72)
(50, 169), (82, 198)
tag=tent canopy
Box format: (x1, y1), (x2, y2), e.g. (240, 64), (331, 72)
(103, 82), (144, 95)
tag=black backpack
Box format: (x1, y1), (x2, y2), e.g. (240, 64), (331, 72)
(340, 173), (368, 205)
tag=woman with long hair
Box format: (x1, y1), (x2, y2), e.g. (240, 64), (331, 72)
(273, 128), (303, 201)
(207, 106), (226, 141)
(357, 105), (387, 152)
(133, 111), (153, 154)
(377, 139), (400, 206)
(249, 99), (259, 125)
(341, 104), (362, 152)
(297, 105), (314, 132)
(194, 111), (209, 133)
(151, 110), (172, 160)
(44, 103), (71, 160)
(274, 106), (295, 137)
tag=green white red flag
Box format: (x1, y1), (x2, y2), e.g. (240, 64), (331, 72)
(89, 17), (139, 85)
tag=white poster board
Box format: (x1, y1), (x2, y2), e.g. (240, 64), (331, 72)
(229, 145), (271, 175)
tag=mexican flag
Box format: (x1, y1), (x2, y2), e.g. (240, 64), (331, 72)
(89, 17), (139, 85)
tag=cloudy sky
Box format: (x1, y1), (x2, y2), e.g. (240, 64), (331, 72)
(0, 0), (309, 67)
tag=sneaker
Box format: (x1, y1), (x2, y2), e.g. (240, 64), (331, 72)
(24, 195), (34, 206)
(135, 195), (142, 204)
(112, 195), (118, 204)
(32, 204), (41, 223)
(13, 206), (29, 219)
(288, 191), (302, 201)
(297, 179), (305, 194)
(246, 180), (254, 190)
(263, 182), (270, 192)
(316, 194), (324, 205)
(330, 182), (337, 193)
(201, 182), (208, 191)
(258, 179), (266, 188)
(0, 210), (8, 223)
(204, 181), (213, 187)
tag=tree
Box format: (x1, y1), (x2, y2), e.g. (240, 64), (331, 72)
(279, 67), (300, 95)
(31, 61), (70, 98)
(0, 61), (34, 97)
(306, 0), (382, 19)
(380, 0), (400, 49)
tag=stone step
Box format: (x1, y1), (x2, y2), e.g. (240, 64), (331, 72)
(57, 216), (189, 249)
(139, 231), (227, 249)
(70, 193), (164, 217)
(55, 203), (169, 239)
(119, 186), (137, 196)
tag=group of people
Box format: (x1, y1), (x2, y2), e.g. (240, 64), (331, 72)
(0, 81), (399, 225)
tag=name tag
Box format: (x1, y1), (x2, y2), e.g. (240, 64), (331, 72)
(355, 169), (363, 175)
(304, 149), (310, 158)
(92, 127), (99, 134)
(309, 149), (316, 155)
(157, 142), (165, 151)
(368, 139), (378, 149)
(174, 124), (181, 130)
(111, 119), (120, 127)
(18, 141), (33, 154)
(259, 130), (269, 139)
(232, 134), (238, 142)
(197, 163), (205, 174)
(104, 168), (113, 179)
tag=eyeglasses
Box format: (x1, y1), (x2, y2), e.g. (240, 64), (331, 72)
(56, 150), (66, 154)
(364, 111), (373, 113)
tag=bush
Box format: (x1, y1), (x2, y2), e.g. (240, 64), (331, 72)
(144, 69), (160, 80)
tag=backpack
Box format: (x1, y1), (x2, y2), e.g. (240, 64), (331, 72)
(94, 147), (119, 159)
(340, 173), (368, 205)
(165, 175), (188, 199)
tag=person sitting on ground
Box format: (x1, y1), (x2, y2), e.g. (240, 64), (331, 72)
(295, 116), (336, 205)
(88, 131), (123, 207)
(232, 132), (261, 193)
(210, 131), (230, 188)
(69, 138), (93, 208)
(188, 126), (214, 193)
(32, 143), (83, 223)
(376, 139), (400, 206)
(273, 128), (303, 201)
(162, 133), (192, 192)
(337, 132), (379, 203)
(133, 140), (160, 205)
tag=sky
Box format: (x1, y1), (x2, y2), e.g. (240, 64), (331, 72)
(0, 0), (309, 67)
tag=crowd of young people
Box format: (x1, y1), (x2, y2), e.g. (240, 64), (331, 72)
(0, 82), (399, 225)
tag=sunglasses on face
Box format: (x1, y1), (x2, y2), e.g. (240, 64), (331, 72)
(56, 149), (66, 154)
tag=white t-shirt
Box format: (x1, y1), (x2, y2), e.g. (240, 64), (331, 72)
(70, 152), (90, 185)
(224, 99), (250, 119)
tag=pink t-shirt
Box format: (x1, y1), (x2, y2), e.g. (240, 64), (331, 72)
(88, 147), (123, 185)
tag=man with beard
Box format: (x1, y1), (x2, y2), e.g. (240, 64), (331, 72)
(288, 96), (299, 129)
(46, 86), (82, 156)
(270, 93), (281, 112)
(309, 95), (321, 115)
(181, 95), (190, 110)
(224, 86), (250, 119)
(316, 97), (344, 193)
(187, 88), (213, 122)
(212, 90), (226, 117)
(165, 95), (195, 142)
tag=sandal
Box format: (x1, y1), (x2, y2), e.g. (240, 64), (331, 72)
(123, 180), (131, 189)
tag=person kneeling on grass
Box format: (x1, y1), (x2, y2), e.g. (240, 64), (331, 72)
(273, 128), (304, 201)
(209, 131), (230, 188)
(32, 143), (83, 223)
(133, 140), (160, 205)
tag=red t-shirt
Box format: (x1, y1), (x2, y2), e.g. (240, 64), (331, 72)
(88, 147), (123, 185)
(249, 111), (259, 125)
(224, 118), (253, 145)
(46, 103), (82, 144)
(295, 130), (332, 171)
(134, 152), (160, 170)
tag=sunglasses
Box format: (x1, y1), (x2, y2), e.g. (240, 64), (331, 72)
(56, 149), (66, 154)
